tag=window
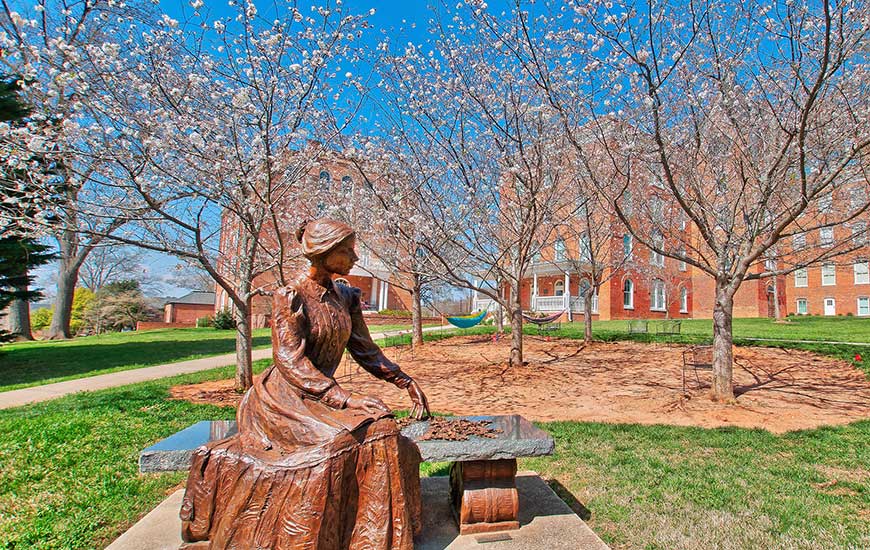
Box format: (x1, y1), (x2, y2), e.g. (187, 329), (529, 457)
(765, 258), (777, 272)
(622, 190), (633, 216)
(318, 170), (331, 185)
(680, 287), (688, 313)
(793, 233), (806, 251)
(852, 222), (867, 245)
(623, 279), (634, 309)
(677, 247), (687, 271)
(820, 227), (834, 247)
(821, 264), (836, 286)
(650, 196), (665, 222)
(855, 261), (869, 285)
(651, 279), (666, 311)
(679, 212), (688, 231)
(554, 238), (567, 261)
(650, 232), (665, 267)
(859, 297), (870, 316)
(623, 234), (633, 259)
(851, 188), (866, 210)
(819, 194), (832, 213)
(794, 268), (808, 287)
(796, 298), (808, 315)
(578, 235), (591, 262)
(554, 280), (565, 297)
(341, 175), (353, 192)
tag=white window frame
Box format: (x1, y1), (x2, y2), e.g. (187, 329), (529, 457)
(858, 297), (870, 317)
(679, 287), (688, 313)
(794, 268), (808, 288)
(853, 222), (867, 246)
(623, 234), (633, 259)
(554, 238), (567, 262)
(821, 264), (836, 286)
(651, 279), (666, 312)
(796, 298), (808, 315)
(820, 227), (834, 247)
(623, 279), (634, 310)
(854, 261), (869, 285)
(554, 280), (565, 297)
(793, 233), (806, 251)
(819, 194), (832, 213)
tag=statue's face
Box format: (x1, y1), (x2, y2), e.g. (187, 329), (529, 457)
(322, 235), (358, 276)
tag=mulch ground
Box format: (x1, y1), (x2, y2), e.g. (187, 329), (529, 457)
(169, 336), (870, 433)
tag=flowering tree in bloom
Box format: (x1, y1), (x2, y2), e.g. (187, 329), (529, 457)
(471, 0), (870, 400)
(0, 0), (146, 339)
(83, 2), (373, 390)
(376, 10), (572, 367)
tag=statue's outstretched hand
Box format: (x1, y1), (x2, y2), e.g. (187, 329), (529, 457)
(407, 379), (431, 420)
(347, 395), (391, 415)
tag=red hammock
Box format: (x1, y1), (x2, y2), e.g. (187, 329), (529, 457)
(522, 310), (565, 325)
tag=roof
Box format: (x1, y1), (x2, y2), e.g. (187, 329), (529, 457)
(165, 291), (215, 306)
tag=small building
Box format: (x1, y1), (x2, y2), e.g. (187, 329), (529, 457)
(164, 291), (215, 325)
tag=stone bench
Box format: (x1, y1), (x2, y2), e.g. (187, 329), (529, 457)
(140, 414), (554, 535)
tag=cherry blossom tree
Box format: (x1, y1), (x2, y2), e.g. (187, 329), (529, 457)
(470, 0), (870, 400)
(0, 0), (149, 339)
(82, 2), (373, 390)
(375, 10), (571, 368)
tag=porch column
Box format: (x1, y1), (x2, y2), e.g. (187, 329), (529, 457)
(381, 280), (390, 310)
(370, 279), (378, 310)
(532, 272), (538, 310)
(564, 271), (572, 322)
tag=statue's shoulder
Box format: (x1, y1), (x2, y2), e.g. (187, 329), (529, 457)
(333, 278), (362, 302)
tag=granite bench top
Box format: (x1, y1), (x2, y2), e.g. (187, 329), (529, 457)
(139, 415), (554, 473)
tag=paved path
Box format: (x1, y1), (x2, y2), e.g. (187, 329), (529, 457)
(0, 325), (453, 410)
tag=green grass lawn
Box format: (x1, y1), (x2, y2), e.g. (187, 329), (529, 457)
(0, 328), (273, 393)
(0, 361), (866, 549)
(0, 323), (428, 394)
(575, 315), (870, 343)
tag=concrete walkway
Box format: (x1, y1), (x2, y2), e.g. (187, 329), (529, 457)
(0, 325), (453, 410)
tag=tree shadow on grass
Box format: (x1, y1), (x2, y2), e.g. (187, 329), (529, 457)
(0, 332), (273, 390)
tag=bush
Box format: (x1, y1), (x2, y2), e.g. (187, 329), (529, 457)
(196, 316), (214, 328)
(30, 307), (53, 330)
(377, 309), (412, 317)
(213, 309), (237, 330)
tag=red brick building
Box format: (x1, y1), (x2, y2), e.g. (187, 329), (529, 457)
(214, 149), (413, 323)
(164, 291), (215, 325)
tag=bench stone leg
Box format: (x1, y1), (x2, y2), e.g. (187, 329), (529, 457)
(449, 459), (520, 535)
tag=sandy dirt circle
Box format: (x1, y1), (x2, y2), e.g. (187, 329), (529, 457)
(169, 337), (870, 433)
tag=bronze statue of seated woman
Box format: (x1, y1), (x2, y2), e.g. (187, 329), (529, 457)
(180, 218), (430, 550)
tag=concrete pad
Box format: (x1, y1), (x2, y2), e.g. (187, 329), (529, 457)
(105, 489), (185, 550)
(106, 473), (608, 550)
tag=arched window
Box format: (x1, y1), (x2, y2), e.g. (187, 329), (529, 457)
(334, 278), (350, 287)
(623, 279), (634, 309)
(554, 238), (567, 261)
(341, 175), (353, 193)
(680, 286), (688, 312)
(554, 280), (565, 297)
(318, 170), (331, 186)
(651, 279), (666, 311)
(623, 234), (632, 259)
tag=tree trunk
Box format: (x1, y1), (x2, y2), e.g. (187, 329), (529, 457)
(234, 303), (253, 392)
(509, 280), (523, 367)
(7, 292), (33, 341)
(495, 305), (504, 333)
(47, 223), (83, 339)
(711, 281), (736, 402)
(411, 274), (423, 349)
(47, 263), (78, 339)
(772, 277), (783, 321)
(583, 288), (593, 344)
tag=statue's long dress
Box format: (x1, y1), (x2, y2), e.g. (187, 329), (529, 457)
(180, 278), (422, 549)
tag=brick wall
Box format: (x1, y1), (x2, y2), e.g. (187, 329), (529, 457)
(785, 261), (870, 316)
